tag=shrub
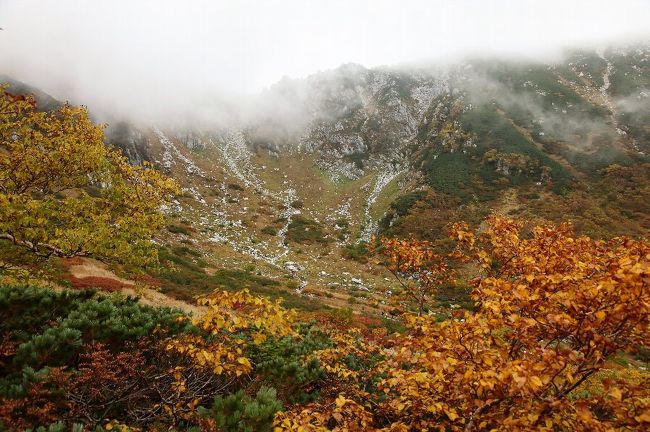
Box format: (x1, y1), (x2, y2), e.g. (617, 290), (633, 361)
(286, 217), (329, 245)
(342, 242), (369, 263)
(328, 308), (354, 324)
(390, 191), (426, 216)
(261, 226), (277, 236)
(200, 387), (282, 432)
(227, 183), (245, 191)
(167, 224), (192, 236)
(248, 325), (330, 403)
(0, 285), (191, 369)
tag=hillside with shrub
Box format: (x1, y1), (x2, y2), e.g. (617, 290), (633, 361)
(1, 45), (649, 431)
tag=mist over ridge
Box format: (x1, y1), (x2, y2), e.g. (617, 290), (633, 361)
(1, 0), (650, 126)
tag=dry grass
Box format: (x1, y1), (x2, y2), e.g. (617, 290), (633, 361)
(68, 275), (130, 292)
(66, 257), (205, 316)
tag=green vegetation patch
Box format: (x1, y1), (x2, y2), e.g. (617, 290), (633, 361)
(389, 190), (426, 216)
(286, 216), (330, 245)
(261, 225), (278, 236)
(420, 151), (473, 199)
(461, 106), (570, 192)
(167, 224), (193, 236)
(342, 242), (370, 263)
(0, 284), (191, 370)
(156, 246), (325, 311)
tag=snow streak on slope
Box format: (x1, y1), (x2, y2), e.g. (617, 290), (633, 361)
(596, 49), (616, 114)
(215, 131), (267, 193)
(204, 131), (303, 267)
(275, 188), (299, 250)
(154, 128), (206, 177)
(151, 128), (302, 269)
(327, 197), (353, 245)
(359, 164), (405, 242)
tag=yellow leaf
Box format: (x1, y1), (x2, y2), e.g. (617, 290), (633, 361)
(634, 412), (650, 423)
(252, 331), (267, 344)
(445, 409), (459, 421)
(529, 376), (543, 388)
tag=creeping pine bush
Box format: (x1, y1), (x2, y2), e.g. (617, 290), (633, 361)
(200, 387), (283, 432)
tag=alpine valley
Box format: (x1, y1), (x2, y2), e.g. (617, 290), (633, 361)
(5, 45), (649, 314)
(1, 43), (649, 431)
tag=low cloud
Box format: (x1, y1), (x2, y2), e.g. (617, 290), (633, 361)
(1, 0), (649, 125)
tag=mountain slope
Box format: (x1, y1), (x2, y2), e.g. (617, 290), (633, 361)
(3, 44), (648, 314)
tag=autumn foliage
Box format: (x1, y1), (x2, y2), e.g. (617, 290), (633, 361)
(1, 217), (648, 430)
(379, 236), (455, 315)
(275, 216), (650, 431)
(0, 87), (179, 267)
(167, 289), (297, 377)
(1, 86), (648, 431)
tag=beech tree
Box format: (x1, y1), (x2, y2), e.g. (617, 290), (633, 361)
(0, 87), (179, 266)
(379, 236), (454, 315)
(167, 289), (297, 377)
(275, 217), (650, 431)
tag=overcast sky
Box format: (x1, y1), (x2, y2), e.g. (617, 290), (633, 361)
(1, 0), (649, 120)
